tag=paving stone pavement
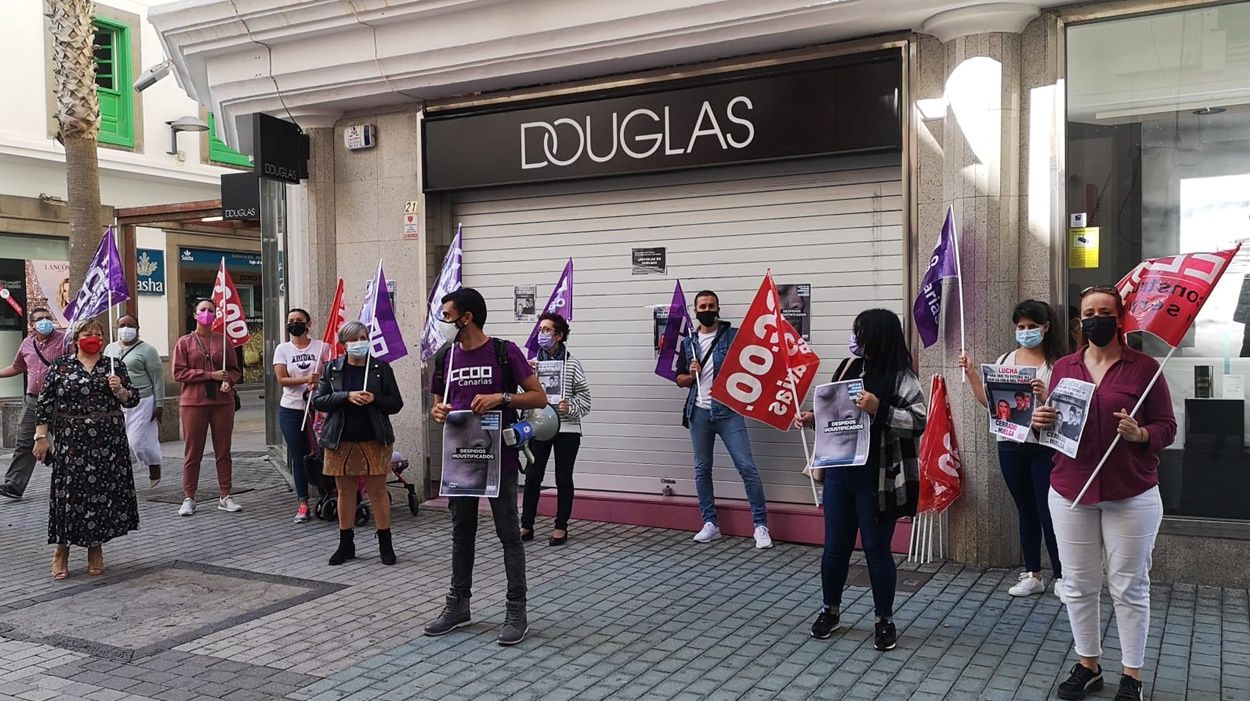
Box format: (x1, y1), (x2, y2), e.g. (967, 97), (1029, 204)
(0, 417), (1242, 700)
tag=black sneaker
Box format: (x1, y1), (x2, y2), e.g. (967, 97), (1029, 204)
(1114, 675), (1143, 701)
(1057, 663), (1104, 700)
(0, 485), (20, 500)
(810, 607), (840, 639)
(874, 618), (898, 651)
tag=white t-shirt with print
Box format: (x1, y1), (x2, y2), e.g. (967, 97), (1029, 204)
(273, 340), (329, 410)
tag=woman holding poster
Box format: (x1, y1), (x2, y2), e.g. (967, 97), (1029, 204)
(1031, 286), (1175, 701)
(797, 309), (926, 652)
(957, 300), (1066, 601)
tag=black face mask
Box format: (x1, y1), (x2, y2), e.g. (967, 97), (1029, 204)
(287, 322), (307, 337)
(1081, 315), (1118, 347)
(697, 311), (719, 328)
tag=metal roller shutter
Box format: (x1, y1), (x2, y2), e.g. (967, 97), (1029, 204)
(429, 152), (904, 505)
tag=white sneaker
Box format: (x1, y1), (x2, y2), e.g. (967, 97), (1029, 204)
(693, 522), (721, 543)
(1053, 577), (1070, 605)
(178, 498), (196, 517)
(753, 525), (774, 549)
(1008, 572), (1046, 597)
(217, 495), (243, 512)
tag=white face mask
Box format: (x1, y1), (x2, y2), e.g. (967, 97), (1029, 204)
(346, 340), (370, 360)
(118, 327), (138, 344)
(437, 318), (462, 344)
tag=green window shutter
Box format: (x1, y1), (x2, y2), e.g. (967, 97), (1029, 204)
(208, 112), (253, 167)
(93, 18), (133, 148)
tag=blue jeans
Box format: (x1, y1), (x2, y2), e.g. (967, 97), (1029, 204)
(998, 443), (1062, 577)
(821, 466), (898, 618)
(278, 407), (310, 501)
(689, 408), (768, 527)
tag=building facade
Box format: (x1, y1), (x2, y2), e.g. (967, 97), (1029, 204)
(152, 0), (1250, 585)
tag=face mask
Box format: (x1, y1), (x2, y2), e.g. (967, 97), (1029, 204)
(537, 332), (555, 350)
(1016, 328), (1044, 349)
(195, 310), (216, 326)
(78, 336), (103, 354)
(438, 317), (463, 344)
(287, 322), (307, 338)
(118, 327), (138, 344)
(849, 333), (863, 358)
(346, 340), (371, 360)
(1081, 315), (1118, 348)
(696, 311), (719, 328)
(34, 319), (55, 336)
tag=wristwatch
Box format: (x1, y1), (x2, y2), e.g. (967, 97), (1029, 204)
(502, 392), (513, 407)
(34, 434), (48, 442)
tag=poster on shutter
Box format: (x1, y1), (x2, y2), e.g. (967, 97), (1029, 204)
(402, 213), (420, 240)
(653, 306), (668, 356)
(776, 283), (811, 341)
(632, 247), (667, 275)
(440, 410), (502, 498)
(514, 285), (536, 321)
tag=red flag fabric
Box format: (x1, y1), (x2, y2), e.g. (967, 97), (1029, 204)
(212, 259), (250, 348)
(1116, 245), (1241, 347)
(917, 374), (962, 514)
(321, 278), (347, 361)
(710, 272), (821, 431)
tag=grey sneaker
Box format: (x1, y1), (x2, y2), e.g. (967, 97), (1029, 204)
(423, 595), (471, 637)
(497, 601), (528, 646)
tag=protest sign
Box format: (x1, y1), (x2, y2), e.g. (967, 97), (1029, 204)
(811, 380), (869, 467)
(537, 360), (565, 404)
(776, 283), (811, 341)
(1040, 378), (1095, 458)
(981, 364), (1037, 442)
(514, 285), (536, 321)
(440, 410), (502, 498)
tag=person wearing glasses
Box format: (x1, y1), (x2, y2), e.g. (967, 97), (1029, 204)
(1031, 285), (1176, 701)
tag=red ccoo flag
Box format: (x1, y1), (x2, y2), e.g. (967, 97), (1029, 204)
(917, 374), (962, 514)
(212, 259), (250, 348)
(322, 278), (347, 360)
(1116, 245), (1241, 347)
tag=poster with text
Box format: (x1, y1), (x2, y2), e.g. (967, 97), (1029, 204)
(514, 285), (536, 321)
(811, 380), (870, 467)
(982, 364), (1037, 442)
(632, 247), (667, 275)
(776, 283), (811, 341)
(537, 359), (565, 404)
(653, 307), (668, 356)
(440, 410), (502, 498)
(26, 260), (71, 327)
(1039, 378), (1096, 458)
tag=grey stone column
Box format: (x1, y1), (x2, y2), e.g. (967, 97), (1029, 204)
(287, 126), (338, 325)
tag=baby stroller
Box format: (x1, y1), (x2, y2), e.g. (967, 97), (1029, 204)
(304, 412), (372, 526)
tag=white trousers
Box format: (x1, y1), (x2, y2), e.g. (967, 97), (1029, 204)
(124, 394), (163, 467)
(1049, 486), (1162, 670)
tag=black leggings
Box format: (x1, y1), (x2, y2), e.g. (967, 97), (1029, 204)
(520, 432), (581, 531)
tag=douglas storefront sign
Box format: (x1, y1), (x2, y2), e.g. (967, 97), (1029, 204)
(423, 51), (901, 191)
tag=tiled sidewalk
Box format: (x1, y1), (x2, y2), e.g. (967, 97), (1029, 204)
(0, 439), (1242, 700)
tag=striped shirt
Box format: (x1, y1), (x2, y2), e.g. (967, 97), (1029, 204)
(536, 346), (592, 434)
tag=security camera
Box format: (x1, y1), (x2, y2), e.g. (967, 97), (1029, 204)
(133, 59), (172, 92)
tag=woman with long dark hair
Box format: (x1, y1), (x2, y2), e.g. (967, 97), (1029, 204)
(273, 307), (328, 523)
(798, 309), (926, 651)
(958, 299), (1067, 600)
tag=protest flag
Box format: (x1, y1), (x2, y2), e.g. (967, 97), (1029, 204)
(1070, 244), (1241, 506)
(64, 226), (130, 324)
(654, 280), (693, 383)
(212, 259), (251, 359)
(301, 277), (348, 431)
(911, 374), (962, 564)
(421, 225), (463, 362)
(525, 258), (574, 357)
(913, 206), (965, 353)
(359, 260), (409, 389)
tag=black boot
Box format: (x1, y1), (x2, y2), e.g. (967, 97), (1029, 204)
(377, 529), (396, 565)
(329, 529), (355, 565)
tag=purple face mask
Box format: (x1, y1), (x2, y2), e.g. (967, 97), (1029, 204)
(848, 333), (863, 357)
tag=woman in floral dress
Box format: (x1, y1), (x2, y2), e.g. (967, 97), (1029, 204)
(34, 318), (140, 579)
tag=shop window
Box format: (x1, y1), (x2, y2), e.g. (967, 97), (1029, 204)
(1066, 2), (1250, 521)
(208, 112), (252, 167)
(93, 18), (133, 148)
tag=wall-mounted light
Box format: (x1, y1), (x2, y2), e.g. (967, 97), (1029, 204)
(1193, 107), (1227, 116)
(166, 116), (209, 155)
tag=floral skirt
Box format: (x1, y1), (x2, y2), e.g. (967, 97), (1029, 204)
(49, 414), (140, 547)
(324, 441), (392, 477)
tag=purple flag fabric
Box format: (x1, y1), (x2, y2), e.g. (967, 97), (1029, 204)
(64, 227), (130, 324)
(421, 226), (464, 361)
(360, 260), (409, 364)
(913, 207), (960, 348)
(525, 258), (574, 357)
(654, 280), (692, 383)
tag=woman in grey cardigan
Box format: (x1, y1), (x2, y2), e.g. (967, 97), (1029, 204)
(106, 314), (165, 489)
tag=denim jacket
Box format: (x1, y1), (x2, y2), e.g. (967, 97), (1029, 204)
(675, 321), (739, 426)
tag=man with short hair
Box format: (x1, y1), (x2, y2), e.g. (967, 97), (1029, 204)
(425, 287), (547, 646)
(0, 308), (69, 500)
(675, 290), (772, 548)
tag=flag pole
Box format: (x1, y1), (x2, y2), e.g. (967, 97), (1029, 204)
(948, 205), (968, 383)
(786, 373), (819, 506)
(363, 259), (382, 391)
(1069, 345), (1175, 509)
(107, 228), (116, 375)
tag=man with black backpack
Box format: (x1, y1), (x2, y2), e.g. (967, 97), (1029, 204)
(425, 288), (546, 646)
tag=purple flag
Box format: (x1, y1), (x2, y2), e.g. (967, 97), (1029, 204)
(360, 260), (409, 364)
(421, 225), (463, 361)
(525, 258), (573, 357)
(913, 207), (961, 348)
(64, 227), (130, 324)
(654, 280), (692, 383)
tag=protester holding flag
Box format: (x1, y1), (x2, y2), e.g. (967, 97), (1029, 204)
(675, 290), (772, 549)
(956, 300), (1066, 601)
(0, 308), (69, 500)
(172, 299), (243, 517)
(105, 315), (165, 490)
(797, 309), (925, 651)
(273, 308), (329, 524)
(1031, 286), (1176, 701)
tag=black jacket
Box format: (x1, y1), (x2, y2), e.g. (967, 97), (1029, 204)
(311, 357), (404, 449)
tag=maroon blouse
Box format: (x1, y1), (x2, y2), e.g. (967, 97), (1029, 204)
(1048, 346), (1177, 505)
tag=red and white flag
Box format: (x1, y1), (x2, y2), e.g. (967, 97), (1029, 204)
(1116, 245), (1241, 347)
(917, 374), (962, 514)
(710, 272), (821, 431)
(212, 259), (250, 348)
(322, 278), (347, 361)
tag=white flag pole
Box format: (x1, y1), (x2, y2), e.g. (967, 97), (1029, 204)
(1069, 345), (1175, 509)
(300, 340), (326, 433)
(107, 228), (116, 375)
(362, 259), (382, 391)
(948, 206), (968, 383)
(786, 373), (819, 507)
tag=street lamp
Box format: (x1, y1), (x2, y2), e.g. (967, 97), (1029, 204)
(166, 116), (209, 155)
